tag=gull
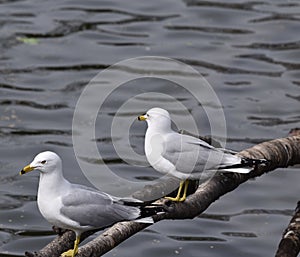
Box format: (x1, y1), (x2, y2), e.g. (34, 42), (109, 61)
(138, 107), (268, 202)
(20, 151), (164, 257)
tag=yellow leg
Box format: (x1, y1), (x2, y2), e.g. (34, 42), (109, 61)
(165, 180), (185, 202)
(178, 180), (189, 202)
(61, 235), (80, 257)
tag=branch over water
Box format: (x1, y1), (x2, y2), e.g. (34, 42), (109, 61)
(25, 134), (300, 257)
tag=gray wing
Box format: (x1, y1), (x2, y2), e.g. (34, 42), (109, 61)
(161, 133), (239, 175)
(60, 185), (139, 228)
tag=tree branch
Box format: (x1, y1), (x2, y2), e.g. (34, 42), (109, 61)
(275, 201), (300, 257)
(25, 135), (300, 257)
(274, 128), (300, 257)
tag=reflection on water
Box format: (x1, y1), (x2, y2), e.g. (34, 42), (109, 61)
(0, 0), (299, 256)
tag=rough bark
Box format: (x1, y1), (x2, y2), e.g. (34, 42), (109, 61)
(274, 201), (300, 257)
(274, 128), (300, 257)
(24, 229), (95, 257)
(25, 134), (300, 257)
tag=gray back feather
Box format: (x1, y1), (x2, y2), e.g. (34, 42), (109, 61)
(60, 184), (140, 228)
(161, 133), (240, 174)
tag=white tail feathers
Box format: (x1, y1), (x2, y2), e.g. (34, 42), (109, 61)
(134, 217), (154, 224)
(220, 167), (252, 173)
(218, 157), (269, 173)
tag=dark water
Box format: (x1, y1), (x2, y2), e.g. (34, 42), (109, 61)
(0, 0), (300, 256)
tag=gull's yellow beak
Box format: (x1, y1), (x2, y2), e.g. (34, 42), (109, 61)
(20, 164), (34, 175)
(138, 114), (147, 121)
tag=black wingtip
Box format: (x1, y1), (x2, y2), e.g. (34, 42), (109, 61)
(258, 159), (270, 166)
(139, 205), (166, 218)
(241, 158), (270, 167)
(221, 158), (270, 171)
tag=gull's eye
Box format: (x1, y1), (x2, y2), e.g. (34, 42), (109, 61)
(41, 160), (47, 164)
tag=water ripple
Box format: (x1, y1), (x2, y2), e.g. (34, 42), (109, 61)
(0, 128), (71, 136)
(0, 100), (68, 110)
(177, 58), (282, 77)
(0, 195), (22, 210)
(96, 27), (148, 38)
(250, 13), (300, 23)
(60, 81), (88, 92)
(236, 41), (300, 51)
(168, 235), (226, 242)
(0, 83), (44, 92)
(18, 12), (178, 39)
(248, 115), (300, 126)
(286, 93), (300, 102)
(165, 25), (253, 35)
(199, 208), (293, 221)
(222, 232), (257, 238)
(60, 6), (179, 20)
(183, 0), (265, 11)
